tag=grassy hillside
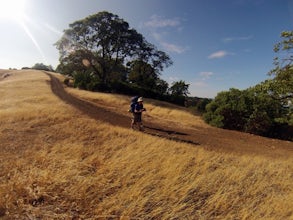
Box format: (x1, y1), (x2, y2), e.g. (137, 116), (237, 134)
(0, 70), (293, 219)
(65, 85), (208, 129)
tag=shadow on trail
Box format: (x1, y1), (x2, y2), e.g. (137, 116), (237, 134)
(45, 72), (129, 127)
(45, 72), (200, 146)
(144, 125), (187, 136)
(144, 130), (200, 145)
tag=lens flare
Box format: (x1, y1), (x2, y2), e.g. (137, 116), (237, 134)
(0, 0), (26, 21)
(18, 17), (47, 64)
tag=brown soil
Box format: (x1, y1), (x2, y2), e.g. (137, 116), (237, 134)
(46, 72), (293, 159)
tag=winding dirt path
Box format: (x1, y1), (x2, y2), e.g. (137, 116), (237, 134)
(46, 72), (293, 159)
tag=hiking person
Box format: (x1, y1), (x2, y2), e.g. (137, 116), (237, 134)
(130, 97), (146, 130)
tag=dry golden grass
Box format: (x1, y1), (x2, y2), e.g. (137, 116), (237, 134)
(0, 70), (293, 219)
(66, 86), (208, 128)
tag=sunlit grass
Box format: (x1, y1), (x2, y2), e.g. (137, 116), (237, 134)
(65, 83), (208, 128)
(0, 70), (293, 219)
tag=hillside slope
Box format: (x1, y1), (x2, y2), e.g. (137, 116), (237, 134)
(1, 70), (293, 219)
(46, 71), (293, 159)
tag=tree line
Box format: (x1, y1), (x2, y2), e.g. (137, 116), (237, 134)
(54, 11), (189, 105)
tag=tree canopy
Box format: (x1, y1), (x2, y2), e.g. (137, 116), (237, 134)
(268, 31), (293, 104)
(55, 11), (172, 86)
(169, 80), (190, 97)
(54, 11), (191, 105)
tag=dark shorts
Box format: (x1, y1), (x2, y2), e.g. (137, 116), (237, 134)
(133, 113), (142, 123)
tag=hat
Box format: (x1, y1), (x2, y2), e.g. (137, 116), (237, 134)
(137, 97), (143, 102)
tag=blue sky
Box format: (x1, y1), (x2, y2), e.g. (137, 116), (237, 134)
(0, 0), (292, 98)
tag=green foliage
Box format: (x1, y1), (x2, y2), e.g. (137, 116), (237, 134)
(185, 97), (212, 114)
(72, 71), (104, 91)
(196, 98), (212, 113)
(204, 87), (291, 140)
(128, 60), (170, 95)
(55, 11), (172, 85)
(128, 60), (158, 90)
(54, 11), (183, 104)
(32, 63), (53, 71)
(109, 81), (161, 99)
(265, 30), (293, 129)
(169, 80), (190, 97)
(269, 31), (293, 104)
(56, 50), (90, 76)
(155, 79), (169, 95)
(164, 80), (190, 106)
(204, 89), (246, 129)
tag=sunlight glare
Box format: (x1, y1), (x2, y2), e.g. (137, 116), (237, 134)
(0, 0), (26, 21)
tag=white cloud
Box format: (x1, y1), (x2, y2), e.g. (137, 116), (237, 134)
(223, 35), (253, 43)
(168, 76), (179, 83)
(190, 71), (214, 91)
(193, 81), (208, 87)
(243, 48), (252, 53)
(151, 32), (162, 41)
(188, 71), (215, 96)
(144, 15), (187, 54)
(189, 81), (218, 98)
(199, 71), (214, 80)
(144, 15), (181, 28)
(208, 50), (230, 59)
(188, 72), (214, 95)
(166, 76), (181, 86)
(161, 42), (186, 54)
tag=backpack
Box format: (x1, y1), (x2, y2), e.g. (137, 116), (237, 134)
(129, 96), (139, 113)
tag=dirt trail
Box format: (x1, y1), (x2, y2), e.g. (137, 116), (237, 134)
(46, 72), (293, 159)
(0, 70), (12, 82)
